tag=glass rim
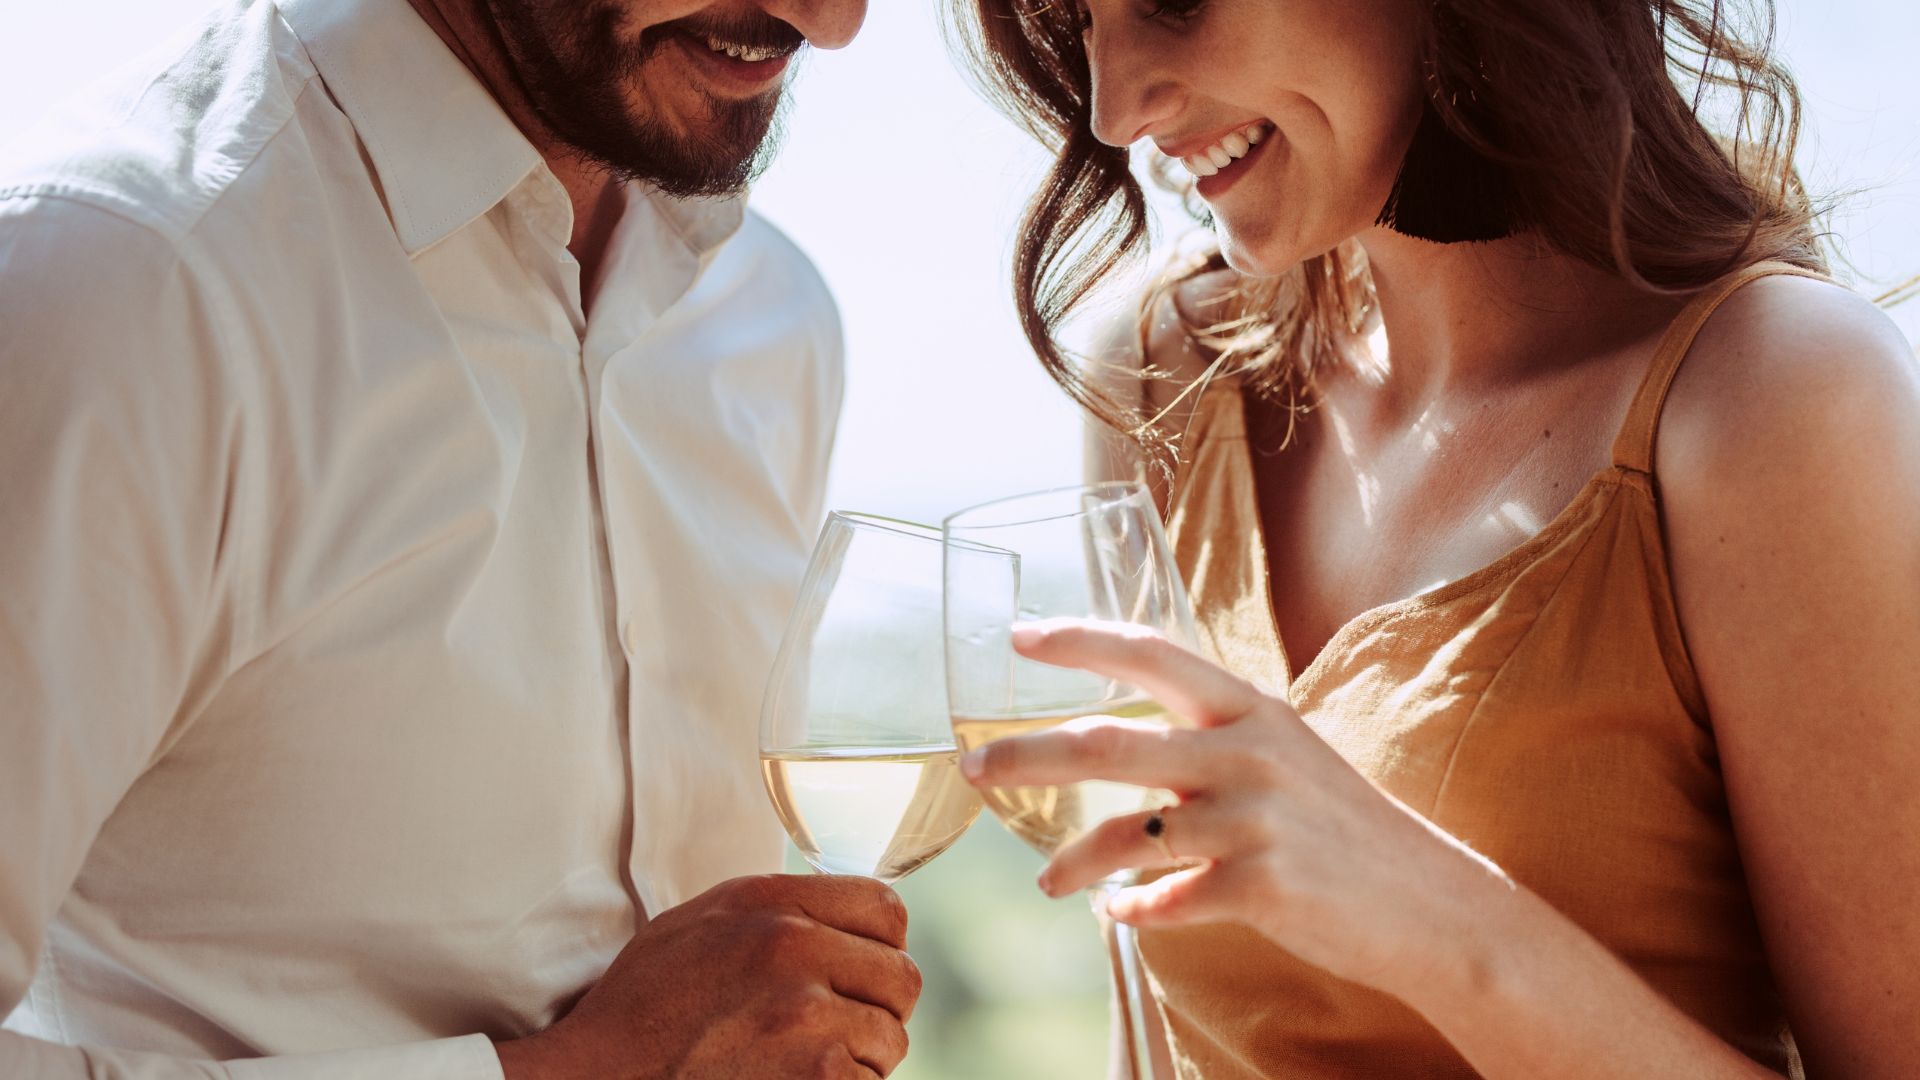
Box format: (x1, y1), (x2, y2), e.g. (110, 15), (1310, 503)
(825, 510), (1017, 561)
(940, 480), (1152, 533)
(825, 510), (943, 541)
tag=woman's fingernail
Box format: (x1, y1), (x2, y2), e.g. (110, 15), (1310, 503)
(1010, 623), (1043, 651)
(1035, 869), (1054, 895)
(960, 750), (985, 780)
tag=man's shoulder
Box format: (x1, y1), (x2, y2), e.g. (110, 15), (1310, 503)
(658, 209), (844, 387)
(0, 0), (321, 248)
(706, 210), (841, 344)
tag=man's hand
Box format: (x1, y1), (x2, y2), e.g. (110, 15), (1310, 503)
(495, 874), (920, 1080)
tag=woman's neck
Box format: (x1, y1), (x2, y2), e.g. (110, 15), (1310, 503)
(1353, 227), (1677, 422)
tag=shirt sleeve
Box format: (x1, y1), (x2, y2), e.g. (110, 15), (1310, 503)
(0, 195), (504, 1080)
(0, 1031), (506, 1079)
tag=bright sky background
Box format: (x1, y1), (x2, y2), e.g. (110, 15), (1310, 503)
(4, 0), (1916, 529)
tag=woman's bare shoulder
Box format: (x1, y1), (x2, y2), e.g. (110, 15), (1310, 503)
(1661, 273), (1919, 483)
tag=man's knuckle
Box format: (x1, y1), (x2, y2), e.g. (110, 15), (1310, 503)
(883, 1019), (911, 1065)
(724, 873), (783, 908)
(756, 910), (817, 951)
(897, 951), (924, 997)
(868, 880), (908, 927)
(769, 982), (835, 1034)
(809, 1044), (848, 1080)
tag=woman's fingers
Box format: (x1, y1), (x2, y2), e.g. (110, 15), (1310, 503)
(1011, 618), (1266, 728)
(1039, 802), (1233, 896)
(963, 618), (1303, 790)
(961, 715), (1217, 790)
(1103, 859), (1256, 929)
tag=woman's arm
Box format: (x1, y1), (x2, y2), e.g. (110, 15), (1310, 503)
(1659, 277), (1920, 1076)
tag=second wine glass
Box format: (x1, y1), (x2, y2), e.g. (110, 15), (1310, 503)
(761, 512), (988, 884)
(943, 480), (1199, 1079)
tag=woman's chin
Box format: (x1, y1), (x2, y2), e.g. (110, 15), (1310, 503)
(1214, 213), (1364, 278)
(1215, 231), (1308, 279)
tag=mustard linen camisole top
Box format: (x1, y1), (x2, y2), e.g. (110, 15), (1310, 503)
(1141, 263), (1814, 1077)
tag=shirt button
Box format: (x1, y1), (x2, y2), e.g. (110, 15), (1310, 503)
(622, 620), (641, 658)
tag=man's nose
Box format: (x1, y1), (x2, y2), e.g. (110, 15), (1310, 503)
(762, 0), (867, 50)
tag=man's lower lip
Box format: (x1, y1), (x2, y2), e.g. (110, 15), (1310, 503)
(673, 35), (792, 92)
(1195, 136), (1272, 199)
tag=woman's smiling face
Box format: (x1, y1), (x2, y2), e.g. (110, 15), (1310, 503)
(1078, 0), (1428, 275)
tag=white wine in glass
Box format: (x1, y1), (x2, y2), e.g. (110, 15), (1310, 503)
(762, 744), (979, 883)
(760, 513), (994, 885)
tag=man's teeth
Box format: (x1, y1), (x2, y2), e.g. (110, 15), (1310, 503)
(703, 35), (782, 62)
(1181, 122), (1272, 180)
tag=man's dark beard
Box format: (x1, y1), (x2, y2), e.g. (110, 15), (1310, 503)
(481, 0), (802, 198)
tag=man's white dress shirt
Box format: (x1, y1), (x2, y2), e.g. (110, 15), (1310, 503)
(0, 0), (843, 1074)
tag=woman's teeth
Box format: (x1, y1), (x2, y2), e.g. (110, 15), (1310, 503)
(1182, 122), (1272, 180)
(703, 35), (782, 62)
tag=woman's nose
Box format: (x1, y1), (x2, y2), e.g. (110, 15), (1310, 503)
(1085, 20), (1183, 148)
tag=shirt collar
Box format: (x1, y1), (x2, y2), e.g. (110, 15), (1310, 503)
(275, 0), (545, 254)
(274, 0), (748, 262)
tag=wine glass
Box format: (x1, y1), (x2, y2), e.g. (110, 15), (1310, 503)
(760, 512), (989, 884)
(942, 481), (1198, 1079)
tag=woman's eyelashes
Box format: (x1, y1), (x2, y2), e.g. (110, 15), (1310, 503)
(1071, 0), (1207, 33)
(1142, 0), (1206, 25)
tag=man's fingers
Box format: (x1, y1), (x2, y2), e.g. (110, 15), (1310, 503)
(1011, 618), (1265, 727)
(822, 930), (923, 1023)
(751, 874), (908, 948)
(833, 998), (909, 1077)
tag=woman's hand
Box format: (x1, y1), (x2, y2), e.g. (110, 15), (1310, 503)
(959, 617), (1516, 999)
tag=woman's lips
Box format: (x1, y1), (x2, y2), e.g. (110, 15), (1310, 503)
(1195, 132), (1274, 200)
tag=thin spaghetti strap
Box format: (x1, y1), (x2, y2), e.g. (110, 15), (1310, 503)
(1610, 261), (1828, 473)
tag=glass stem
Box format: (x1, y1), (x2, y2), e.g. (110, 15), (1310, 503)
(1096, 880), (1157, 1080)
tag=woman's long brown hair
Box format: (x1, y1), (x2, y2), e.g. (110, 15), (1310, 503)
(951, 0), (1827, 461)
